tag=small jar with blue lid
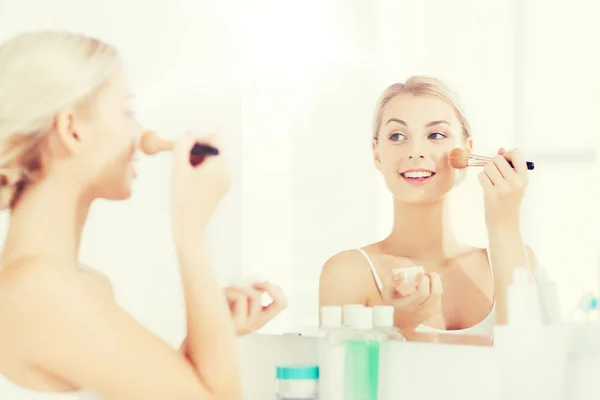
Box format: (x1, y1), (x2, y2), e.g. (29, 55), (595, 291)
(276, 364), (319, 400)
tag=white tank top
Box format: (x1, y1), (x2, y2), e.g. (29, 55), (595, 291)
(0, 375), (99, 400)
(355, 247), (496, 336)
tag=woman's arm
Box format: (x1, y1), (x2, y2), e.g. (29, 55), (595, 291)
(176, 238), (240, 394)
(19, 258), (241, 400)
(179, 282), (288, 354)
(487, 227), (538, 324)
(477, 148), (538, 325)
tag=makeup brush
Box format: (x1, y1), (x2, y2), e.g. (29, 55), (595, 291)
(448, 148), (535, 171)
(140, 130), (219, 156)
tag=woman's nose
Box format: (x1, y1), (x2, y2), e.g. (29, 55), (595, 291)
(406, 140), (426, 159)
(132, 126), (145, 149)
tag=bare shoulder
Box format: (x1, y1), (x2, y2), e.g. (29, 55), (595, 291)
(0, 259), (104, 359)
(319, 246), (377, 307)
(0, 259), (213, 399)
(0, 259), (112, 329)
(80, 264), (115, 296)
(320, 248), (373, 279)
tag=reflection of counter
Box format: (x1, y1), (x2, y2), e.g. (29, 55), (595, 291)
(402, 331), (494, 346)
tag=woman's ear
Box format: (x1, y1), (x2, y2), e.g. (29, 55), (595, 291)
(53, 109), (83, 155)
(372, 138), (382, 171)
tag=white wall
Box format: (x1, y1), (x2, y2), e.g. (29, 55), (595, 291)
(0, 0), (598, 340)
(519, 0), (600, 314)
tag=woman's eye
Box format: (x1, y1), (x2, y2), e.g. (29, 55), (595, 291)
(389, 132), (407, 141)
(428, 132), (446, 140)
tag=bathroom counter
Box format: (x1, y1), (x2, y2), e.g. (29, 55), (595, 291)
(237, 332), (496, 399)
(378, 335), (500, 400)
(239, 325), (600, 400)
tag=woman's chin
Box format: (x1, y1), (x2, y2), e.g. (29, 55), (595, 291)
(392, 190), (450, 205)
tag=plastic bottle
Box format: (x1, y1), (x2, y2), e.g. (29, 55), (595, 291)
(373, 305), (404, 339)
(568, 292), (600, 322)
(318, 306), (345, 400)
(342, 304), (364, 327)
(344, 307), (378, 400)
(320, 306), (343, 331)
(498, 267), (568, 400)
(532, 267), (562, 325)
(507, 267), (542, 327)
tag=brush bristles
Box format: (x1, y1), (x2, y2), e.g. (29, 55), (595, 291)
(448, 148), (470, 169)
(140, 130), (171, 155)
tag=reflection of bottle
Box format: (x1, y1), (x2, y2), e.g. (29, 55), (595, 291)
(498, 268), (569, 400)
(373, 305), (404, 340)
(344, 307), (378, 400)
(533, 268), (562, 325)
(507, 267), (542, 327)
(568, 292), (600, 322)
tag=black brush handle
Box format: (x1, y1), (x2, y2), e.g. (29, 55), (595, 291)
(191, 143), (219, 156)
(508, 160), (535, 170)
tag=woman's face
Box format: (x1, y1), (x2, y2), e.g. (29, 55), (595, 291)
(373, 93), (469, 205)
(71, 70), (144, 201)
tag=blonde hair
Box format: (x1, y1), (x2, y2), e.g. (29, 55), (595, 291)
(372, 76), (471, 142)
(0, 30), (120, 209)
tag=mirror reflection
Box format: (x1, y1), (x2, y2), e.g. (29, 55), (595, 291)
(320, 76), (520, 337)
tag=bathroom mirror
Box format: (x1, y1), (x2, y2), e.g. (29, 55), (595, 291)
(1, 0), (597, 343)
(213, 0), (600, 334)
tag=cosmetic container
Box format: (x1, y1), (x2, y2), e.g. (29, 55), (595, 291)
(373, 305), (394, 331)
(507, 267), (541, 327)
(344, 307), (378, 400)
(373, 305), (404, 339)
(533, 267), (562, 324)
(342, 304), (364, 326)
(318, 306), (345, 400)
(391, 266), (424, 284)
(276, 365), (319, 400)
(320, 306), (342, 330)
(496, 267), (568, 400)
(568, 292), (600, 322)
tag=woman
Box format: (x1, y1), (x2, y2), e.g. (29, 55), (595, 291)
(0, 31), (286, 399)
(319, 76), (536, 336)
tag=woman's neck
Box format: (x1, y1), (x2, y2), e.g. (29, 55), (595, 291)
(2, 175), (92, 266)
(383, 196), (462, 261)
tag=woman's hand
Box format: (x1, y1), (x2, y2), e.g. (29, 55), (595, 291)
(224, 282), (288, 335)
(478, 148), (529, 229)
(170, 131), (229, 247)
(382, 273), (444, 332)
